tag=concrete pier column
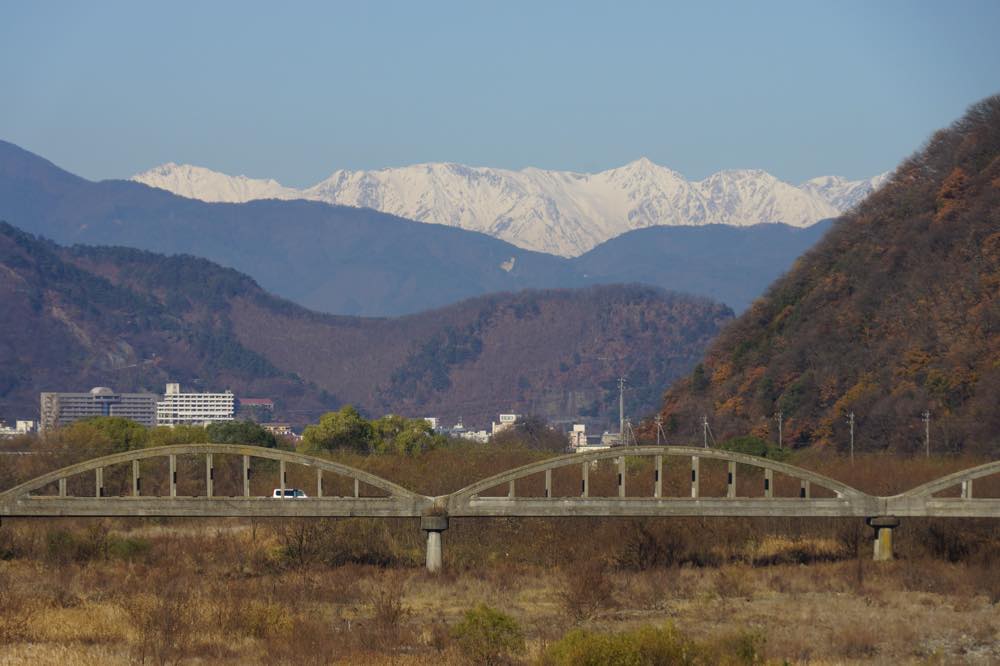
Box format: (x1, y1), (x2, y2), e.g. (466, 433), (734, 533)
(866, 516), (900, 561)
(421, 515), (449, 573)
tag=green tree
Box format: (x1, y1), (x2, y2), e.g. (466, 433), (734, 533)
(370, 414), (446, 455)
(147, 425), (210, 447)
(302, 406), (375, 454)
(451, 604), (525, 666)
(720, 435), (789, 461)
(206, 420), (278, 448)
(68, 417), (149, 454)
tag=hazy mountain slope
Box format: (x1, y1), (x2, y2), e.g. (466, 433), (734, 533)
(0, 222), (330, 424)
(576, 220), (834, 313)
(0, 140), (580, 316)
(134, 157), (885, 256)
(0, 141), (837, 315)
(654, 96), (1000, 455)
(0, 222), (731, 429)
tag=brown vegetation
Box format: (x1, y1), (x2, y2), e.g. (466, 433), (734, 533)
(653, 95), (1000, 456)
(2, 441), (1000, 663)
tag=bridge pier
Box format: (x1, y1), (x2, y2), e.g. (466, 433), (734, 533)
(866, 516), (900, 561)
(421, 515), (449, 573)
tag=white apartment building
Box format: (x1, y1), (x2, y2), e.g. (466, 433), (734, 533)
(491, 413), (520, 436)
(156, 383), (234, 427)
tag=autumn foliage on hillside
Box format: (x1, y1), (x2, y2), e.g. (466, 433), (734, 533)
(655, 95), (1000, 455)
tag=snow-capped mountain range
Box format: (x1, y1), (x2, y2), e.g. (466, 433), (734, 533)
(132, 159), (889, 257)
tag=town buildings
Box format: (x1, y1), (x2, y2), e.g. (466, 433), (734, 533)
(156, 383), (235, 426)
(39, 383), (237, 430)
(40, 387), (159, 430)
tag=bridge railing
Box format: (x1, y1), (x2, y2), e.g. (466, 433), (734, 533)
(0, 444), (433, 518)
(445, 446), (879, 517)
(885, 460), (1000, 518)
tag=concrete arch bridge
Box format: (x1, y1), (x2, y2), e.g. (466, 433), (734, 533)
(2, 444), (999, 571)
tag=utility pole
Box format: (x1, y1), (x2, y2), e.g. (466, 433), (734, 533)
(702, 415), (709, 448)
(618, 377), (626, 446)
(654, 414), (663, 446)
(775, 411), (783, 449)
(847, 412), (855, 464)
(623, 418), (635, 447)
(922, 410), (931, 458)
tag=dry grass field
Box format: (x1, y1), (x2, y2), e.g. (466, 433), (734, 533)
(2, 445), (999, 664)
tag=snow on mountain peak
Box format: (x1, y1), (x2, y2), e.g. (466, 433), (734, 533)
(131, 159), (886, 256)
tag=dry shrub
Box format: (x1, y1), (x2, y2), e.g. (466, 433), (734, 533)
(426, 617), (452, 652)
(837, 620), (880, 659)
(451, 604), (525, 666)
(969, 561), (1000, 605)
(613, 520), (690, 570)
(270, 614), (348, 666)
(621, 569), (674, 610)
(559, 559), (617, 622)
(748, 535), (843, 566)
(0, 569), (34, 644)
(276, 518), (407, 569)
(123, 575), (193, 666)
(541, 623), (698, 666)
(362, 570), (411, 650)
(714, 566), (754, 601)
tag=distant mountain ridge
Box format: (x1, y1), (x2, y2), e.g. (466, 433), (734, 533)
(133, 158), (888, 256)
(0, 221), (731, 430)
(0, 140), (837, 315)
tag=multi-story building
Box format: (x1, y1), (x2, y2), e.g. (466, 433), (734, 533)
(156, 383), (234, 427)
(491, 413), (520, 436)
(40, 387), (159, 430)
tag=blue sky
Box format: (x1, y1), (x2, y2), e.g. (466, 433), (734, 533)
(2, 1), (998, 185)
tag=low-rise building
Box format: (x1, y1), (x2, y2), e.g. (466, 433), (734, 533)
(0, 420), (35, 438)
(40, 387), (158, 430)
(156, 383), (234, 427)
(491, 413), (520, 436)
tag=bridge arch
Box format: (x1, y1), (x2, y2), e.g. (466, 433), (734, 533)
(0, 444), (431, 517)
(446, 446), (873, 516)
(894, 460), (1000, 499)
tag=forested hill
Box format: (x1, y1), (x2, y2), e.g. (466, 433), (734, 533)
(654, 95), (1000, 455)
(0, 222), (732, 428)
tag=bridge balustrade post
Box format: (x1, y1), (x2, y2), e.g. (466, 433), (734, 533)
(132, 460), (140, 497)
(654, 455), (662, 498)
(618, 457), (625, 498)
(421, 515), (449, 573)
(545, 470), (552, 498)
(581, 462), (588, 498)
(243, 455), (250, 497)
(691, 457), (699, 498)
(96, 467), (103, 498)
(169, 455), (177, 498)
(727, 461), (736, 499)
(866, 516), (900, 561)
(206, 454), (213, 498)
